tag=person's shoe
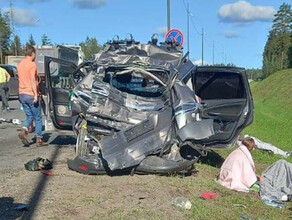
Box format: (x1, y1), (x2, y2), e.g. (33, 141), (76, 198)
(1, 106), (4, 111)
(36, 138), (48, 147)
(288, 195), (292, 201)
(6, 107), (10, 112)
(18, 129), (29, 147)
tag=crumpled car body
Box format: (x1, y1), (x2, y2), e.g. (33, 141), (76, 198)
(43, 40), (254, 175)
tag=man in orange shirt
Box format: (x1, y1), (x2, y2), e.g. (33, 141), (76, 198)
(17, 45), (48, 147)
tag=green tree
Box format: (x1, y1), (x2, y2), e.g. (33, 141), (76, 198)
(10, 35), (23, 56)
(0, 11), (11, 63)
(246, 68), (263, 80)
(263, 34), (292, 78)
(26, 34), (36, 46)
(263, 3), (292, 78)
(79, 37), (102, 60)
(41, 34), (52, 46)
(271, 3), (292, 35)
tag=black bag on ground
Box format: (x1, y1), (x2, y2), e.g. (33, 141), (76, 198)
(24, 157), (52, 171)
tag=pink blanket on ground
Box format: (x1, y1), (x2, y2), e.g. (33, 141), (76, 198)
(217, 142), (257, 192)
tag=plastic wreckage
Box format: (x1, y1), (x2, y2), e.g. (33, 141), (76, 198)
(42, 38), (254, 175)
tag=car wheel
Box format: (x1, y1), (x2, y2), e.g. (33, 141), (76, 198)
(75, 120), (89, 156)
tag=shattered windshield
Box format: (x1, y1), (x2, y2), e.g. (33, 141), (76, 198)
(111, 75), (163, 97)
(102, 66), (169, 98)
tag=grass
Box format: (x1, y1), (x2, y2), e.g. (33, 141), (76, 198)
(245, 69), (292, 151)
(244, 69), (292, 165)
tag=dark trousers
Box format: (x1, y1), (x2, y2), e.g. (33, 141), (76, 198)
(0, 82), (9, 109)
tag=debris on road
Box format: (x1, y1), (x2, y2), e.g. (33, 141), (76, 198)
(40, 170), (54, 176)
(11, 119), (21, 125)
(0, 118), (21, 125)
(233, 204), (247, 209)
(200, 192), (217, 200)
(24, 157), (52, 171)
(170, 197), (192, 210)
(240, 214), (252, 220)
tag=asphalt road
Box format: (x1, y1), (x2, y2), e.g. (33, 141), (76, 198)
(0, 98), (76, 182)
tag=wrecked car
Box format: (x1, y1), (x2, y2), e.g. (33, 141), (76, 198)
(42, 38), (254, 175)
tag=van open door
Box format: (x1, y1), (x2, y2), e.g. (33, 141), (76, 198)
(191, 66), (254, 146)
(43, 56), (84, 131)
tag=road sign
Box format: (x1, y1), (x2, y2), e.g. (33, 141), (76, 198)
(165, 29), (184, 47)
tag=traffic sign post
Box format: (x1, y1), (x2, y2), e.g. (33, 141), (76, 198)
(165, 29), (184, 47)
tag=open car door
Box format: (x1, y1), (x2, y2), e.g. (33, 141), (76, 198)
(43, 56), (83, 131)
(192, 66), (254, 147)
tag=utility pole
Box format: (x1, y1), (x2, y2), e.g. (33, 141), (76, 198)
(201, 28), (204, 66)
(167, 0), (171, 31)
(10, 0), (17, 56)
(187, 2), (190, 58)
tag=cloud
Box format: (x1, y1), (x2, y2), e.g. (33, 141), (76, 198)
(192, 59), (208, 66)
(223, 31), (239, 39)
(155, 27), (168, 37)
(218, 1), (276, 24)
(3, 7), (39, 27)
(69, 0), (107, 9)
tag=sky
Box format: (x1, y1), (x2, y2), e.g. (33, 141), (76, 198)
(0, 0), (288, 69)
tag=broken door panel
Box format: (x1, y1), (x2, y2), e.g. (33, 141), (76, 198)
(98, 107), (172, 170)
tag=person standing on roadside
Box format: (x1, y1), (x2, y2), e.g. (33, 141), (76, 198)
(0, 66), (10, 111)
(17, 45), (48, 147)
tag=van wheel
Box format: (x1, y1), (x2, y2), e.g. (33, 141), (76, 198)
(75, 120), (89, 156)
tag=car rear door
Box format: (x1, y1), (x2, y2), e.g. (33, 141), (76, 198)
(43, 56), (82, 131)
(0, 65), (18, 97)
(192, 66), (253, 146)
(7, 66), (19, 96)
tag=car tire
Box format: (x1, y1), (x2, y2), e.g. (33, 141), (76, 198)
(75, 120), (89, 156)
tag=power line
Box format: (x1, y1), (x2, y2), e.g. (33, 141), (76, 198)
(182, 0), (201, 35)
(201, 28), (204, 65)
(167, 0), (171, 31)
(181, 1), (232, 65)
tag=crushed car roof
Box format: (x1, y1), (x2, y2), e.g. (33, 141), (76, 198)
(94, 43), (184, 70)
